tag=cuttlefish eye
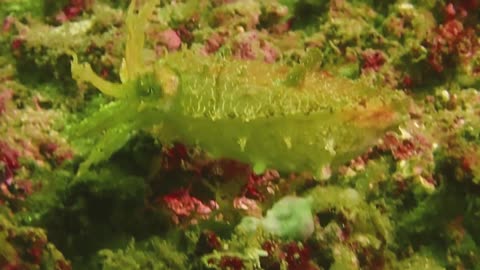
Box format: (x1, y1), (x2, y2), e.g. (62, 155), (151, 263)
(134, 73), (163, 98)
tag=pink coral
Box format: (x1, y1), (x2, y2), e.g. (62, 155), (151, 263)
(261, 41), (278, 63)
(243, 169), (279, 200)
(361, 49), (385, 72)
(428, 3), (479, 72)
(444, 3), (457, 21)
(203, 33), (226, 54)
(379, 132), (431, 161)
(233, 40), (256, 60)
(233, 196), (260, 216)
(2, 16), (15, 33)
(231, 31), (279, 62)
(0, 141), (20, 183)
(163, 188), (218, 224)
(56, 0), (93, 23)
(157, 29), (182, 51)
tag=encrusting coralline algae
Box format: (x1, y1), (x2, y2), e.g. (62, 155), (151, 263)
(1, 0), (480, 269)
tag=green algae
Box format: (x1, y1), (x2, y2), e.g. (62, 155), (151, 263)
(2, 0), (480, 269)
(98, 238), (187, 270)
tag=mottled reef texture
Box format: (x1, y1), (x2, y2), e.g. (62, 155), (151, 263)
(1, 0), (480, 269)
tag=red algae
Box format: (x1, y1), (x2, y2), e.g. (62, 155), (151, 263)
(3, 0), (480, 269)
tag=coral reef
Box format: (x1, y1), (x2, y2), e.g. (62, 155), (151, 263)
(1, 0), (480, 269)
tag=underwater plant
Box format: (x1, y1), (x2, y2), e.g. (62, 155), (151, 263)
(69, 0), (409, 177)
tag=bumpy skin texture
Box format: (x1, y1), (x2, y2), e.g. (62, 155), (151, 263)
(70, 0), (408, 175)
(156, 51), (407, 174)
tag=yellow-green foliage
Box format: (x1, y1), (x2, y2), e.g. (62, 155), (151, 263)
(99, 238), (187, 270)
(70, 0), (408, 176)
